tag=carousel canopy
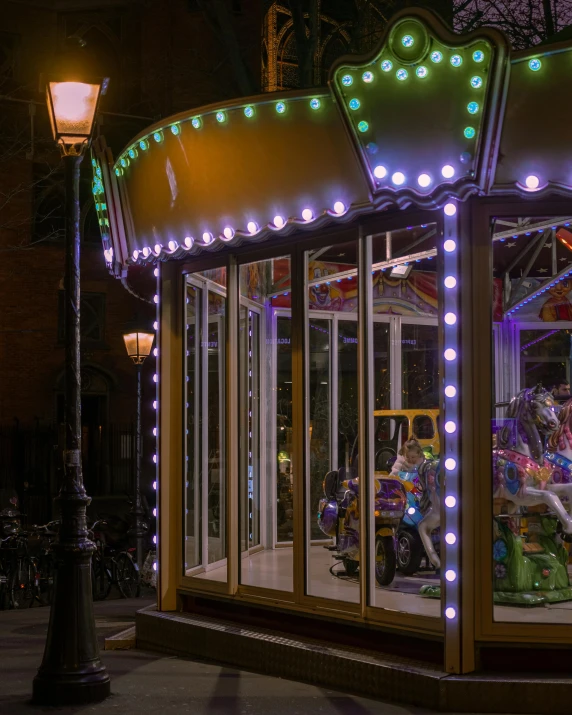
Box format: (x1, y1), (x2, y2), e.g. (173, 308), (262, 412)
(91, 8), (572, 276)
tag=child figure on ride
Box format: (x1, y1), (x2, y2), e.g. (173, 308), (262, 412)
(390, 439), (425, 480)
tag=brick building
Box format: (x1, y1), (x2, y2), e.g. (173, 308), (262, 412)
(0, 0), (262, 519)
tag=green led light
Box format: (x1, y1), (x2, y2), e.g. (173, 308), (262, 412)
(128, 148), (137, 159)
(171, 124), (180, 135)
(467, 101), (479, 114)
(381, 60), (393, 72)
(276, 102), (286, 114)
(139, 139), (148, 150)
(396, 69), (408, 81)
(310, 98), (320, 110)
(192, 117), (201, 129)
(114, 167), (121, 176)
(431, 51), (443, 63)
(402, 35), (414, 47)
(450, 54), (462, 67)
(348, 98), (360, 110)
(362, 71), (374, 83)
(341, 74), (353, 86)
(464, 126), (476, 138)
(216, 111), (226, 122)
(91, 158), (97, 168)
(416, 66), (428, 78)
(529, 58), (541, 71)
(153, 132), (162, 142)
(470, 76), (483, 88)
(357, 121), (369, 133)
(473, 50), (484, 63)
(244, 105), (254, 117)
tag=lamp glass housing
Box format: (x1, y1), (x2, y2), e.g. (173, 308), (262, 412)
(46, 81), (101, 149)
(123, 331), (155, 365)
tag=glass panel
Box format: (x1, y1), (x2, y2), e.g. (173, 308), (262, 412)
(492, 217), (572, 624)
(369, 223), (441, 617)
(184, 270), (227, 582)
(402, 324), (439, 409)
(184, 282), (202, 572)
(306, 240), (360, 603)
(238, 257), (293, 592)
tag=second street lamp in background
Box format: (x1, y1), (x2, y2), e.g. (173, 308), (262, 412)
(123, 324), (155, 572)
(34, 72), (110, 705)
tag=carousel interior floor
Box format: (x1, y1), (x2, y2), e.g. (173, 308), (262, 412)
(192, 545), (442, 618)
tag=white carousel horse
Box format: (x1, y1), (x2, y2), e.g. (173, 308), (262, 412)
(417, 459), (441, 569)
(493, 385), (572, 531)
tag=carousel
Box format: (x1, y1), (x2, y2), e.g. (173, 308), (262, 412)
(93, 7), (572, 711)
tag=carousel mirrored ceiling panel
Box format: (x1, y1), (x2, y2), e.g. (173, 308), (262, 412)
(492, 217), (572, 623)
(185, 268), (228, 583)
(306, 241), (360, 604)
(238, 257), (294, 593)
(368, 223), (441, 618)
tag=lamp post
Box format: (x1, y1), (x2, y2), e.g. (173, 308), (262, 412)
(122, 326), (155, 571)
(33, 78), (110, 705)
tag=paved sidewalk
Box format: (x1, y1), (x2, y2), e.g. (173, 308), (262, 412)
(0, 600), (491, 714)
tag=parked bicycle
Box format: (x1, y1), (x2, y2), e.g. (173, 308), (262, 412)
(89, 519), (140, 600)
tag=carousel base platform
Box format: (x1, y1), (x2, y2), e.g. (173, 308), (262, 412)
(136, 605), (572, 714)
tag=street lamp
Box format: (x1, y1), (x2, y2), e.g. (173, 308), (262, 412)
(123, 325), (155, 571)
(33, 76), (110, 705)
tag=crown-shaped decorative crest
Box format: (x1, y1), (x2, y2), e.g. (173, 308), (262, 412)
(329, 9), (509, 207)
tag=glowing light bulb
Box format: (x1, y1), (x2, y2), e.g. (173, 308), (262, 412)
(445, 570), (456, 582)
(407, 507), (416, 515)
(441, 165), (455, 179)
(154, 267), (159, 277)
(416, 66), (428, 78)
(273, 215), (285, 228)
(444, 203), (457, 216)
(529, 58), (541, 71)
(310, 98), (321, 109)
(396, 69), (408, 81)
(341, 74), (353, 86)
(445, 532), (457, 545)
(450, 54), (462, 67)
(302, 208), (313, 221)
(348, 98), (360, 110)
(168, 240), (177, 251)
(132, 250), (139, 261)
(184, 236), (193, 249)
(467, 101), (479, 114)
(470, 76), (483, 88)
(192, 117), (201, 129)
(153, 321), (158, 330)
(247, 221), (258, 234)
(445, 607), (456, 620)
(444, 312), (457, 325)
(473, 50), (484, 62)
(153, 562), (157, 571)
(153, 401), (157, 410)
(223, 227), (234, 240)
(142, 247), (151, 257)
(153, 132), (162, 142)
(445, 495), (457, 508)
(392, 171), (405, 185)
(153, 295), (159, 304)
(139, 140), (148, 150)
(276, 102), (286, 113)
(444, 239), (456, 252)
(445, 458), (457, 470)
(444, 275), (457, 288)
(431, 51), (443, 63)
(362, 71), (374, 83)
(374, 165), (387, 179)
(333, 201), (345, 214)
(402, 35), (414, 47)
(381, 60), (393, 72)
(525, 175), (539, 190)
(445, 385), (457, 398)
(202, 231), (213, 244)
(417, 173), (431, 188)
(216, 111), (226, 123)
(464, 126), (476, 139)
(445, 421), (457, 433)
(153, 508), (157, 517)
(444, 348), (457, 361)
(171, 124), (180, 135)
(357, 121), (369, 133)
(153, 374), (158, 383)
(153, 535), (157, 544)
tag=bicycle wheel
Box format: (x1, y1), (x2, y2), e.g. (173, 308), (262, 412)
(10, 557), (39, 609)
(91, 554), (110, 601)
(115, 552), (140, 598)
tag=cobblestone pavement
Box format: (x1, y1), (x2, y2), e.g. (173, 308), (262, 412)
(0, 599), (498, 714)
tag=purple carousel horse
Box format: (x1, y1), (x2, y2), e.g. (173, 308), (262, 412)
(493, 385), (570, 528)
